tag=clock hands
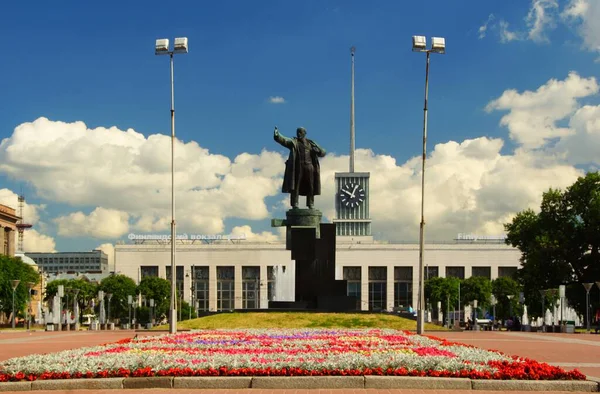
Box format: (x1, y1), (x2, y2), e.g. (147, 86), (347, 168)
(350, 184), (359, 199)
(342, 189), (353, 197)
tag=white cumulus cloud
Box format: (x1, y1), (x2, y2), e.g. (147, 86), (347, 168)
(54, 207), (130, 239)
(485, 71), (599, 148)
(3, 70), (600, 245)
(268, 96), (286, 104)
(95, 243), (114, 272)
(0, 117), (283, 237)
(562, 0), (600, 54)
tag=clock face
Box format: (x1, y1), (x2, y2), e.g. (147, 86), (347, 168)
(340, 182), (365, 208)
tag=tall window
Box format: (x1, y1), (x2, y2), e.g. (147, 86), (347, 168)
(498, 267), (518, 278)
(217, 266), (235, 311)
(368, 267), (387, 311)
(140, 266), (158, 278)
(343, 267), (361, 309)
(242, 267), (260, 309)
(267, 266), (275, 301)
(472, 266), (491, 279)
(165, 266), (184, 299)
(192, 266), (209, 312)
(425, 266), (439, 279)
(394, 267), (413, 308)
(445, 266), (465, 279)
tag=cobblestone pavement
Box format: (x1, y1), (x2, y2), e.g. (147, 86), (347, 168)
(0, 328), (599, 394)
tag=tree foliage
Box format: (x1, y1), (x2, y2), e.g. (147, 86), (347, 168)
(0, 255), (39, 319)
(98, 274), (137, 319)
(505, 172), (600, 317)
(491, 277), (522, 320)
(137, 276), (171, 317)
(45, 279), (98, 312)
(425, 277), (460, 324)
(460, 276), (492, 309)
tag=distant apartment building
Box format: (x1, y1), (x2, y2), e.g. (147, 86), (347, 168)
(0, 204), (19, 257)
(26, 250), (109, 274)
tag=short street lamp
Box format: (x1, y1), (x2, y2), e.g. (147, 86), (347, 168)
(539, 289), (546, 332)
(106, 293), (113, 329)
(583, 283), (594, 333)
(411, 35), (446, 335)
(72, 288), (80, 330)
(473, 299), (479, 331)
(155, 36), (188, 335)
(507, 294), (514, 318)
(11, 280), (20, 329)
(149, 299), (155, 327)
(128, 295), (133, 329)
(490, 295), (497, 329)
(26, 282), (35, 330)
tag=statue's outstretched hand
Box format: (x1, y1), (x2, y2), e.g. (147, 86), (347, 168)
(274, 126), (279, 137)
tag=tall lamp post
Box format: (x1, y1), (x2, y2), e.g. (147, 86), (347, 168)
(583, 283), (593, 333)
(155, 36), (188, 335)
(11, 280), (20, 329)
(411, 35), (446, 335)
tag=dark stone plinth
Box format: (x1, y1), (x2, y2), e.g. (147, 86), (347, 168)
(271, 208), (322, 250)
(271, 209), (356, 312)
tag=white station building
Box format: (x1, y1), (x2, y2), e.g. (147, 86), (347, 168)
(115, 237), (520, 313)
(114, 171), (521, 314)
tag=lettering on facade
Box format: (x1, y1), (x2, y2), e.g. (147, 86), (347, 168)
(127, 233), (247, 241)
(456, 233), (507, 241)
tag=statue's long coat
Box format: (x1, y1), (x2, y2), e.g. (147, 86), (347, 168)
(274, 133), (326, 196)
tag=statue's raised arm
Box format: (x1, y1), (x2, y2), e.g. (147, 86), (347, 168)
(273, 126), (294, 149)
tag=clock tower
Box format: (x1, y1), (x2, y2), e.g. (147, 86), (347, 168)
(333, 47), (373, 243)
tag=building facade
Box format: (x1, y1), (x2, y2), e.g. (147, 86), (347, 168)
(114, 240), (520, 313)
(26, 250), (109, 274)
(0, 204), (19, 257)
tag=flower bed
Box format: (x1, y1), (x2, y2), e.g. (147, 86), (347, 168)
(0, 329), (586, 382)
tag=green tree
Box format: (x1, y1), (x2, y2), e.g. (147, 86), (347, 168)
(136, 276), (171, 318)
(98, 274), (137, 320)
(45, 279), (97, 314)
(425, 276), (460, 325)
(491, 276), (522, 320)
(460, 276), (492, 310)
(0, 255), (39, 321)
(505, 172), (600, 317)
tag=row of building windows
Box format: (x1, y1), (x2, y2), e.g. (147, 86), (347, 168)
(138, 264), (518, 312)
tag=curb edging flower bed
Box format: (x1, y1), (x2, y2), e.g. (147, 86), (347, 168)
(0, 376), (598, 392)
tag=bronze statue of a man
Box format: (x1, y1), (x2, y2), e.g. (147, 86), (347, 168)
(274, 126), (326, 209)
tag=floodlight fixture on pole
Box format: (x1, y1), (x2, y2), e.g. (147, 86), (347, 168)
(155, 36), (188, 335)
(411, 35), (446, 335)
(11, 280), (20, 329)
(583, 283), (593, 333)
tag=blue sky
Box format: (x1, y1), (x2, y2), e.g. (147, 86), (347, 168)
(1, 0), (599, 255)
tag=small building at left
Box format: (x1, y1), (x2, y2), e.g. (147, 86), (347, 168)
(0, 203), (19, 257)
